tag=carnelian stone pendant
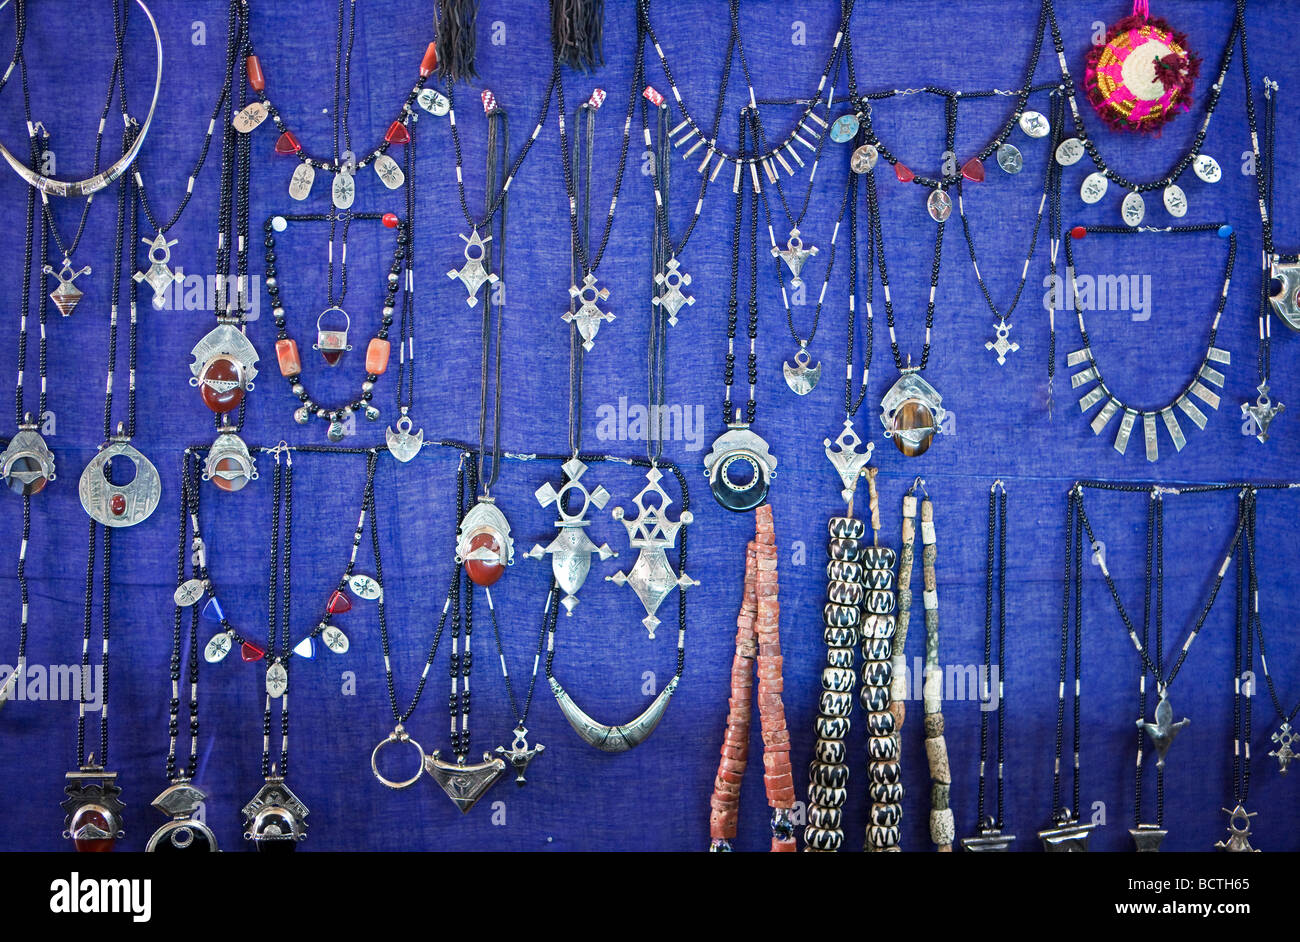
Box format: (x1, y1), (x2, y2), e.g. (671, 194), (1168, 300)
(961, 157), (985, 182)
(385, 121), (411, 145)
(894, 162), (914, 183)
(246, 55), (265, 92)
(366, 339), (391, 375)
(327, 590), (352, 614)
(275, 339), (301, 377)
(420, 42), (439, 77)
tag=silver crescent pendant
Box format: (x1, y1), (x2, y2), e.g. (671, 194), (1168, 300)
(385, 414), (423, 462)
(783, 347), (821, 395)
(79, 439), (162, 527)
(550, 674), (678, 752)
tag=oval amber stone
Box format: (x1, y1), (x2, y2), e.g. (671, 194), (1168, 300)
(465, 531), (504, 586)
(276, 339), (301, 377)
(889, 400), (935, 457)
(200, 356), (245, 413)
(71, 807), (116, 853)
(366, 339), (390, 375)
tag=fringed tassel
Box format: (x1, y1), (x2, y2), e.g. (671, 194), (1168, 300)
(552, 0), (605, 71)
(437, 0), (480, 84)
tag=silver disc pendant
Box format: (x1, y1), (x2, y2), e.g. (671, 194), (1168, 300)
(417, 88), (450, 116)
(265, 662), (288, 699)
(1193, 154), (1222, 183)
(331, 169), (356, 209)
(1163, 183), (1188, 217)
(851, 143), (879, 174)
(79, 439), (162, 526)
(1055, 137), (1085, 166)
(996, 143), (1023, 174)
(783, 346), (821, 394)
(288, 163), (315, 201)
(233, 101), (268, 134)
(829, 113), (859, 143)
(204, 632), (233, 663)
(348, 574), (383, 601)
(927, 188), (952, 222)
(322, 626), (349, 654)
(174, 579), (205, 607)
(1080, 171), (1109, 204)
(1019, 110), (1050, 138)
(1121, 191), (1146, 227)
(373, 153), (405, 190)
(703, 421), (779, 513)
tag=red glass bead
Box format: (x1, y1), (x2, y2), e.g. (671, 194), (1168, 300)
(465, 531), (505, 586)
(110, 494), (126, 517)
(894, 162), (914, 183)
(327, 590), (352, 614)
(241, 641), (265, 662)
(382, 213), (399, 228)
(70, 807), (116, 853)
(275, 131), (301, 156)
(199, 356), (245, 413)
(246, 55), (265, 92)
(1070, 225), (1087, 240)
(961, 157), (985, 183)
(420, 42), (439, 78)
(385, 121), (411, 145)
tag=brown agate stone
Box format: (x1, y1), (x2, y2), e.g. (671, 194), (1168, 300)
(889, 400), (935, 457)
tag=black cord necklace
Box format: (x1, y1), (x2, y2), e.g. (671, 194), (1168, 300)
(1219, 486), (1260, 851)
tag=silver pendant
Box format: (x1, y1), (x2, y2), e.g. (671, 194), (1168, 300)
(134, 233), (183, 308)
(62, 764), (126, 851)
(203, 429), (258, 492)
(242, 773), (309, 849)
(265, 661), (288, 698)
(1268, 258), (1300, 330)
(996, 143), (1023, 174)
(1, 419), (56, 496)
(370, 724), (425, 789)
(204, 631), (233, 663)
(373, 153), (405, 190)
(1270, 722), (1297, 773)
(880, 369), (946, 457)
(565, 273), (614, 350)
(1038, 814), (1094, 852)
(288, 162), (315, 201)
(189, 322), (260, 398)
(313, 306), (352, 365)
(783, 345), (821, 394)
(1242, 384), (1284, 443)
(1080, 171), (1109, 204)
(1130, 823), (1167, 852)
(1121, 190), (1145, 227)
(551, 674), (678, 752)
(1214, 804), (1260, 852)
(79, 438), (162, 526)
(1055, 137), (1085, 166)
(962, 822), (1016, 852)
(447, 230), (499, 306)
(348, 573), (382, 601)
(1193, 153), (1222, 183)
(703, 420), (778, 513)
(606, 466), (697, 638)
(173, 578), (205, 607)
(526, 457), (615, 614)
(926, 188), (952, 223)
(1163, 183), (1188, 217)
(416, 88), (451, 117)
(823, 417), (874, 505)
(386, 412), (423, 462)
(321, 626), (349, 654)
(829, 113), (859, 143)
(1137, 691), (1190, 769)
(145, 779), (218, 853)
(1019, 110), (1050, 138)
(455, 498), (516, 585)
(773, 228), (817, 288)
(331, 168), (356, 210)
(851, 143), (879, 174)
(232, 101), (269, 134)
(985, 317), (1020, 365)
(423, 751), (506, 813)
(495, 725), (545, 785)
(44, 258), (91, 317)
(652, 257), (694, 325)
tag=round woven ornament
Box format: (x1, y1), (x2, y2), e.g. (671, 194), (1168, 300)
(1084, 3), (1201, 134)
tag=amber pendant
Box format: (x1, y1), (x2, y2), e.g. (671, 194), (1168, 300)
(880, 369), (946, 457)
(62, 763), (125, 852)
(313, 307), (352, 365)
(455, 498), (515, 587)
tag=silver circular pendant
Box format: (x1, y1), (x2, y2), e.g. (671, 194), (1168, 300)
(322, 626), (349, 654)
(348, 573), (383, 601)
(1163, 183), (1188, 217)
(1055, 137), (1085, 166)
(78, 440), (162, 527)
(1121, 191), (1146, 227)
(204, 632), (233, 663)
(851, 143), (879, 174)
(830, 113), (860, 143)
(266, 662), (288, 699)
(996, 143), (1023, 174)
(927, 188), (953, 222)
(1193, 153), (1222, 183)
(174, 579), (206, 607)
(1019, 110), (1050, 138)
(1080, 171), (1109, 204)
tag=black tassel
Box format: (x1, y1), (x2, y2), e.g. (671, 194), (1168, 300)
(552, 0), (604, 71)
(437, 0), (480, 84)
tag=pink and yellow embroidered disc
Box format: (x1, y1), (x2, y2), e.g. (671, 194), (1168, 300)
(1084, 11), (1201, 134)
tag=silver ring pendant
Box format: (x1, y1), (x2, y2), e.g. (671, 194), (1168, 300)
(370, 726), (426, 789)
(703, 422), (778, 512)
(0, 0), (163, 197)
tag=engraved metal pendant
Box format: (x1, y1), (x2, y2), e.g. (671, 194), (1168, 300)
(985, 318), (1019, 365)
(526, 457), (615, 614)
(233, 101), (269, 134)
(783, 345), (821, 394)
(1, 418), (56, 496)
(1080, 171), (1108, 204)
(996, 143), (1023, 174)
(331, 168), (356, 210)
(1130, 823), (1167, 852)
(386, 412), (423, 462)
(880, 369), (946, 457)
(288, 162), (315, 201)
(565, 273), (614, 350)
(447, 230), (499, 306)
(373, 153), (405, 190)
(703, 420), (778, 512)
(1242, 383), (1284, 443)
(455, 498), (516, 587)
(1055, 137), (1085, 166)
(44, 258), (91, 316)
(190, 322), (259, 413)
(851, 143), (879, 174)
(417, 88), (451, 116)
(652, 256), (694, 325)
(134, 233), (183, 308)
(1121, 190), (1145, 227)
(348, 573), (383, 601)
(1270, 722), (1297, 773)
(606, 466), (697, 638)
(203, 429), (258, 492)
(495, 725), (545, 785)
(1163, 183), (1188, 217)
(1019, 110), (1050, 138)
(824, 417), (874, 505)
(926, 188), (952, 223)
(145, 779), (218, 853)
(265, 661), (288, 698)
(241, 773), (309, 850)
(962, 821), (1017, 852)
(62, 763), (126, 852)
(423, 751), (506, 813)
(1038, 813), (1094, 852)
(1137, 691), (1190, 769)
(773, 228), (817, 288)
(79, 437), (162, 527)
(551, 674), (679, 752)
(1193, 153), (1222, 183)
(1268, 258), (1300, 330)
(313, 306), (352, 365)
(1214, 804), (1260, 852)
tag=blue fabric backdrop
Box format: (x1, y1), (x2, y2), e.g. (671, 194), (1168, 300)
(1, 0), (1298, 852)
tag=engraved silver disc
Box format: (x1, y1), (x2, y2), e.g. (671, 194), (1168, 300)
(1162, 183), (1188, 217)
(851, 143), (879, 174)
(1121, 191), (1146, 227)
(332, 169), (356, 210)
(1080, 171), (1109, 204)
(1055, 137), (1085, 166)
(174, 579), (205, 607)
(288, 163), (314, 202)
(1019, 110), (1050, 138)
(204, 632), (233, 663)
(996, 143), (1023, 174)
(265, 662), (288, 699)
(1193, 154), (1222, 183)
(927, 188), (952, 222)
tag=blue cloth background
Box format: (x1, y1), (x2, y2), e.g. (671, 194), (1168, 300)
(1, 0), (1298, 852)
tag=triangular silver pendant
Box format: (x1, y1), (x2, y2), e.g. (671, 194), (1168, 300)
(423, 751), (506, 813)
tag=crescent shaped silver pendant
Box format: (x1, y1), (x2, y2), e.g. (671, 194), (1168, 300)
(549, 674), (678, 752)
(0, 0), (163, 197)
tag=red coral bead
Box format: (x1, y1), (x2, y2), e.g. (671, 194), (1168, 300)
(383, 213), (399, 228)
(1070, 226), (1087, 240)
